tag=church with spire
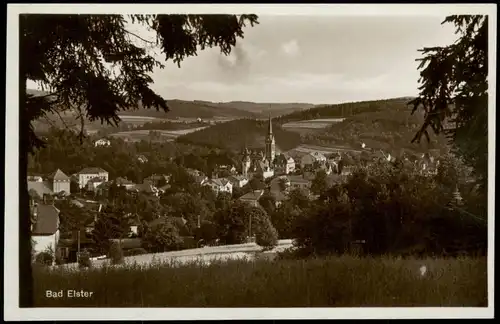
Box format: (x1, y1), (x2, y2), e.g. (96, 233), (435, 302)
(241, 114), (277, 179)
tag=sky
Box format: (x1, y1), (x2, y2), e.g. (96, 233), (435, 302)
(29, 15), (459, 104)
(144, 15), (458, 104)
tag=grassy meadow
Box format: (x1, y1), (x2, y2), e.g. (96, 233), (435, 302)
(33, 255), (487, 307)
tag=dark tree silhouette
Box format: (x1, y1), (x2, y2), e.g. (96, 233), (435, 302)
(409, 15), (488, 189)
(20, 13), (258, 307)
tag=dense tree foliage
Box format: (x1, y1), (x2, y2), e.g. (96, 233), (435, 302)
(258, 191), (277, 215)
(275, 98), (407, 124)
(214, 200), (251, 244)
(194, 220), (218, 245)
(141, 219), (183, 253)
(310, 170), (329, 196)
(27, 127), (242, 184)
(91, 210), (130, 255)
(409, 15), (488, 190)
(292, 158), (486, 257)
(303, 109), (449, 154)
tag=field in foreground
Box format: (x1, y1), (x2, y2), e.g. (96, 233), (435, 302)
(33, 256), (487, 307)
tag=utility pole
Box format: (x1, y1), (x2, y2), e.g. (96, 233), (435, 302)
(249, 213), (252, 242)
(77, 229), (81, 263)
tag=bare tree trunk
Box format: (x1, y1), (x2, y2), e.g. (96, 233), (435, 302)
(19, 16), (33, 306)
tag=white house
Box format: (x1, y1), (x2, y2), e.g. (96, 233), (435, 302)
(31, 202), (61, 263)
(204, 178), (233, 195)
(300, 152), (327, 170)
(77, 167), (109, 188)
(94, 138), (111, 147)
(227, 175), (249, 188)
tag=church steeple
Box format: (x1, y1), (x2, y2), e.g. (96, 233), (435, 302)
(265, 112), (276, 165)
(267, 113), (273, 135)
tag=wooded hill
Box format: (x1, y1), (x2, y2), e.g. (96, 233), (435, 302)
(177, 97), (450, 155)
(28, 88), (315, 134)
(176, 118), (302, 152)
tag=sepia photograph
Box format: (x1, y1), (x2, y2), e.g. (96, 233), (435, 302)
(5, 3), (495, 320)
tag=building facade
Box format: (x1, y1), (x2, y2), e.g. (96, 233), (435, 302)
(78, 167), (109, 188)
(47, 169), (71, 194)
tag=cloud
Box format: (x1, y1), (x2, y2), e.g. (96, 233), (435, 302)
(281, 39), (300, 57)
(215, 44), (252, 83)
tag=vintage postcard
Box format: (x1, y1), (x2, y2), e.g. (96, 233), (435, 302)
(4, 3), (495, 320)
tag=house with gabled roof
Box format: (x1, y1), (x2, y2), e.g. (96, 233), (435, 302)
(300, 151), (327, 170)
(30, 199), (61, 262)
(239, 189), (265, 207)
(47, 169), (71, 194)
(77, 167), (109, 188)
(204, 178), (233, 195)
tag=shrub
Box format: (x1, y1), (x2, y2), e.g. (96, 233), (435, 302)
(78, 250), (92, 269)
(248, 206), (279, 251)
(108, 241), (124, 265)
(255, 220), (279, 251)
(125, 248), (148, 257)
(35, 251), (54, 266)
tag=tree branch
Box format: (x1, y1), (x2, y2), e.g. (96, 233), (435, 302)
(124, 29), (156, 45)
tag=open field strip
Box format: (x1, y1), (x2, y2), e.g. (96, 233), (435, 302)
(290, 144), (362, 155)
(60, 240), (294, 270)
(282, 118), (346, 129)
(108, 126), (208, 138)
